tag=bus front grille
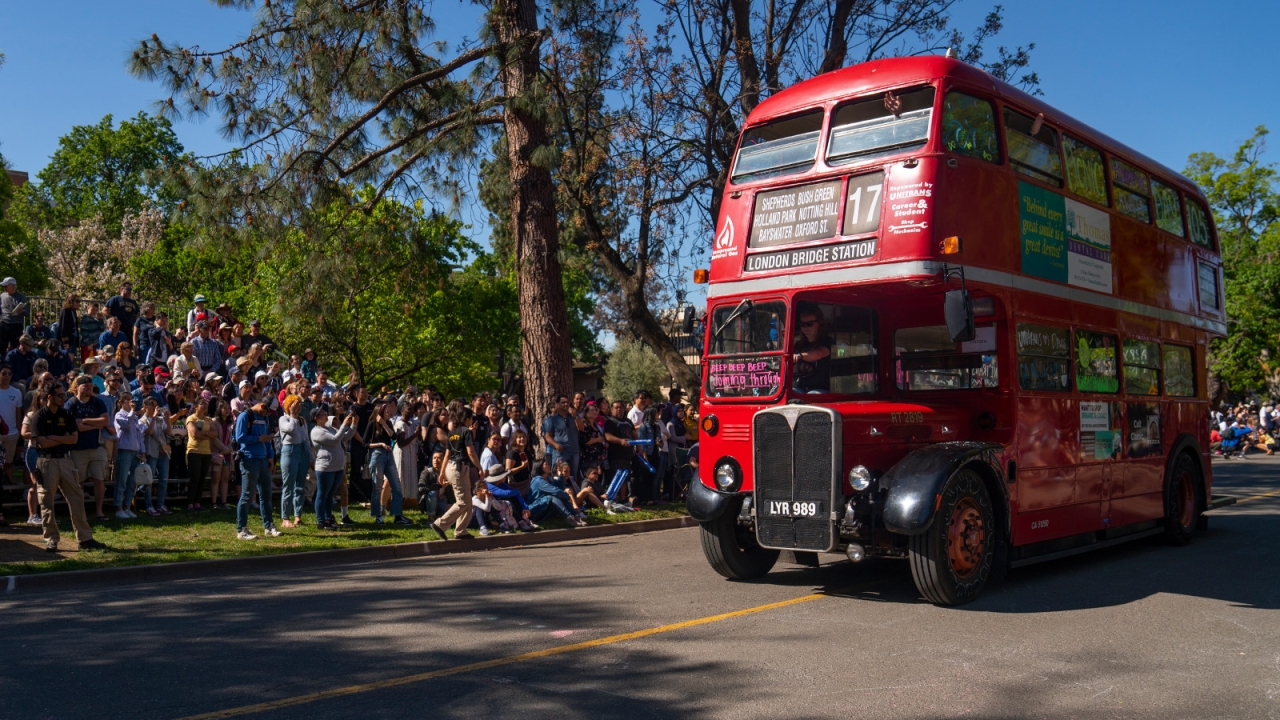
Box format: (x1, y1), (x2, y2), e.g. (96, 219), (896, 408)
(753, 407), (839, 552)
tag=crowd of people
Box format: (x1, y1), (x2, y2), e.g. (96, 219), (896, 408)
(1210, 402), (1279, 459)
(0, 277), (700, 552)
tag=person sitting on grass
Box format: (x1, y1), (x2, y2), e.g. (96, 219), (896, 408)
(580, 465), (614, 515)
(470, 479), (520, 536)
(481, 464), (537, 531)
(562, 459), (604, 514)
(417, 450), (445, 520)
(529, 458), (586, 528)
(479, 431), (504, 472)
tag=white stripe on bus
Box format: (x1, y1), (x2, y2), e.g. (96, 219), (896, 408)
(706, 260), (1227, 335)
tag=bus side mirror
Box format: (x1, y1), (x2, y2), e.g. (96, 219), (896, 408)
(682, 305), (696, 334)
(944, 289), (976, 343)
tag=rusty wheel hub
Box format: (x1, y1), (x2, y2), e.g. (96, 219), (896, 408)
(947, 497), (986, 579)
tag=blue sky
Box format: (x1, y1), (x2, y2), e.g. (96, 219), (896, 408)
(1, 0), (1276, 222)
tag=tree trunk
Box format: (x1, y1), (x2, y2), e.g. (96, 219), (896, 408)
(491, 0), (574, 433)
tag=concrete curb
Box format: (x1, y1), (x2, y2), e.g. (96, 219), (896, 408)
(3, 516), (699, 594)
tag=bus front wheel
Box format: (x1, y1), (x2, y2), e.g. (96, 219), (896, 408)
(909, 469), (995, 606)
(1164, 452), (1202, 546)
(699, 499), (779, 581)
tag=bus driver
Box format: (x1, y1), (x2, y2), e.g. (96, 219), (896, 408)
(792, 304), (832, 393)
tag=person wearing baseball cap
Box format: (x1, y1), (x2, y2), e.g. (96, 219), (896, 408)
(187, 294), (210, 333)
(0, 276), (29, 353)
(233, 397), (280, 539)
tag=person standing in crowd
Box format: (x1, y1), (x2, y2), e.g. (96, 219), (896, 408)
(105, 282), (140, 342)
(311, 407), (358, 530)
(147, 311), (173, 365)
(300, 348), (318, 382)
(0, 363), (30, 525)
(185, 397), (217, 511)
(578, 403), (607, 475)
(278, 394), (310, 528)
(393, 401), (423, 510)
(347, 384), (373, 499)
(604, 400), (637, 511)
(56, 296), (80, 351)
(366, 399), (411, 526)
(627, 389), (652, 425)
(234, 399), (280, 539)
(209, 399), (234, 509)
(432, 405), (482, 540)
(139, 396), (171, 515)
(115, 342), (139, 383)
(32, 383), (106, 552)
(66, 375), (111, 520)
(542, 395), (581, 482)
(0, 277), (29, 353)
(78, 301), (104, 360)
(112, 392), (144, 519)
(186, 294), (211, 332)
(134, 302), (157, 362)
(500, 401), (528, 445)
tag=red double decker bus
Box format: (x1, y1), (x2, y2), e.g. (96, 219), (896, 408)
(688, 54), (1234, 605)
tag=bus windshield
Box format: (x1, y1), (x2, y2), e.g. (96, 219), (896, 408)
(827, 87), (935, 165)
(705, 300), (787, 399)
(732, 111), (824, 184)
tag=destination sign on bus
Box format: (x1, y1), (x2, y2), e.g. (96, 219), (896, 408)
(749, 179), (842, 248)
(707, 356), (783, 397)
(745, 238), (878, 272)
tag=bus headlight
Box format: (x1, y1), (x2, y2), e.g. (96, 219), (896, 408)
(848, 465), (872, 491)
(713, 457), (742, 492)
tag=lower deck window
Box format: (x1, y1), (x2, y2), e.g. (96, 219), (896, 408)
(894, 325), (999, 390)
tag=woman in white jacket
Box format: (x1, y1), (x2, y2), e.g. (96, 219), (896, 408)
(310, 407), (357, 530)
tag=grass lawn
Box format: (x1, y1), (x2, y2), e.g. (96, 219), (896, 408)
(0, 502), (688, 576)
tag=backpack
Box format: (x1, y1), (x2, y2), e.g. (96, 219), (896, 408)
(133, 462), (155, 487)
(1220, 426), (1236, 442)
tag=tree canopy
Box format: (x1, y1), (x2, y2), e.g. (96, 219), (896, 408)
(1186, 126), (1280, 398)
(10, 112), (187, 234)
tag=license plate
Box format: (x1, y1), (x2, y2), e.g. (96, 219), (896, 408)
(764, 500), (823, 518)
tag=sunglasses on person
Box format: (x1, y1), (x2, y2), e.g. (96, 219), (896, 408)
(800, 320), (819, 328)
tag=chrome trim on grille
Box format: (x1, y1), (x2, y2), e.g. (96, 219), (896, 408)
(752, 405), (842, 553)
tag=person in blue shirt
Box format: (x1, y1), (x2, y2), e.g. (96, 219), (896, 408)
(233, 400), (280, 539)
(480, 465), (537, 532)
(528, 458), (586, 527)
(97, 317), (128, 352)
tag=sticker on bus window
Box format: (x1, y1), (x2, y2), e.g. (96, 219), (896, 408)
(1080, 401), (1109, 432)
(749, 180), (842, 248)
(1127, 403), (1162, 458)
(1019, 181), (1113, 294)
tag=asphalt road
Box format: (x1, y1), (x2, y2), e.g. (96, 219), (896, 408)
(2, 456), (1278, 720)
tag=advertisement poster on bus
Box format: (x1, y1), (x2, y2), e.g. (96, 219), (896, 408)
(1019, 181), (1113, 294)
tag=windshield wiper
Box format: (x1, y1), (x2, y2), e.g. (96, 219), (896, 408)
(711, 299), (754, 346)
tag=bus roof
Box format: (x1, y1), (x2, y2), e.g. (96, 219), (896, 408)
(747, 56), (1204, 200)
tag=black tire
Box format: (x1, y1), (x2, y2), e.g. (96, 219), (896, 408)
(908, 469), (995, 606)
(699, 498), (779, 581)
(1164, 452), (1202, 546)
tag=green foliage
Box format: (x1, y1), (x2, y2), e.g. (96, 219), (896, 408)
(1186, 126), (1280, 395)
(602, 338), (668, 405)
(249, 187), (518, 394)
(125, 222), (260, 307)
(10, 112), (186, 234)
(0, 163), (49, 293)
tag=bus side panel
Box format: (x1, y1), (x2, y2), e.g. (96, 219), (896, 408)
(1015, 396), (1077, 513)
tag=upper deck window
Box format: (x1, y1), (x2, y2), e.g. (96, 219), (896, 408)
(1004, 108), (1062, 186)
(1112, 158), (1152, 223)
(1063, 135), (1109, 206)
(826, 87), (935, 166)
(1153, 180), (1185, 237)
(942, 92), (999, 163)
(1187, 200), (1215, 249)
(732, 111), (824, 184)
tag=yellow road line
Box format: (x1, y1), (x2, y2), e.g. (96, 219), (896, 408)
(1235, 488), (1280, 504)
(178, 586), (852, 719)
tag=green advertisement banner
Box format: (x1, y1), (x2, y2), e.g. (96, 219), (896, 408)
(1019, 181), (1067, 283)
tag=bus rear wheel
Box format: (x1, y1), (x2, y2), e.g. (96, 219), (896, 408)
(1164, 453), (1202, 546)
(909, 469), (994, 606)
(699, 499), (779, 581)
